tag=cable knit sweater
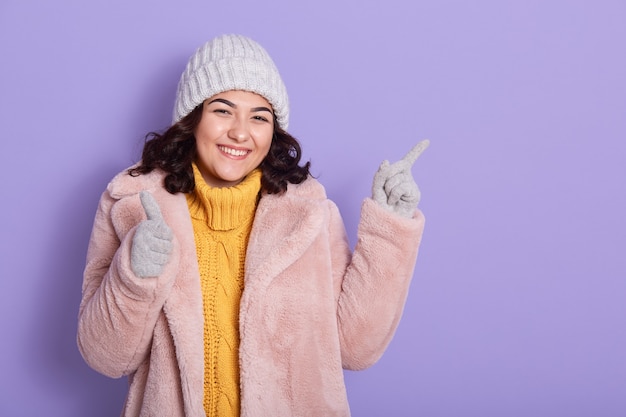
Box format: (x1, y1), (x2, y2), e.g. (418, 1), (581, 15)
(185, 164), (261, 416)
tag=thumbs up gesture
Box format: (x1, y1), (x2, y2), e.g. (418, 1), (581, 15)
(130, 191), (174, 278)
(372, 140), (429, 218)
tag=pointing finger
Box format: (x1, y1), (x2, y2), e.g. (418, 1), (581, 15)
(140, 191), (164, 222)
(401, 139), (430, 167)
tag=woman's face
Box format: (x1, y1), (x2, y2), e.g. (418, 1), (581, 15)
(194, 90), (274, 188)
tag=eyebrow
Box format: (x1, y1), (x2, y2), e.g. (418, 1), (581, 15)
(207, 98), (273, 114)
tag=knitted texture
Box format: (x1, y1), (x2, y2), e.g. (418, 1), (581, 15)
(186, 164), (261, 417)
(173, 34), (289, 129)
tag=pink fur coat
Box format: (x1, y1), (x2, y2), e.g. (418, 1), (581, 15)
(77, 167), (424, 417)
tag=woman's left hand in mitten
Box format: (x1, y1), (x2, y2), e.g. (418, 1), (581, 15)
(372, 139), (429, 218)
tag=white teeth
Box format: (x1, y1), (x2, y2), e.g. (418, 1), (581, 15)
(219, 146), (248, 157)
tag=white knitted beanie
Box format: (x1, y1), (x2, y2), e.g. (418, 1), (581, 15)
(172, 34), (289, 130)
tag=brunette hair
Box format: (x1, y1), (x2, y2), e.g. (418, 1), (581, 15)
(128, 105), (311, 195)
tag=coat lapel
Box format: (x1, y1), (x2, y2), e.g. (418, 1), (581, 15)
(157, 188), (205, 413)
(243, 180), (327, 295)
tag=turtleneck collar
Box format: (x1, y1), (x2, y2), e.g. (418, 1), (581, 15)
(186, 163), (262, 231)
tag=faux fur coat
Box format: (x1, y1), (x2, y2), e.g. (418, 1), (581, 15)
(77, 167), (425, 417)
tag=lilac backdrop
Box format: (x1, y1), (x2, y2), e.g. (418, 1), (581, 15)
(1, 0), (625, 416)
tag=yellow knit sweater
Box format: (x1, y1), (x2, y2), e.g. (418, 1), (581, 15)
(186, 163), (261, 417)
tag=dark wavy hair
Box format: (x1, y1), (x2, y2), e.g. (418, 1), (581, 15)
(128, 104), (311, 195)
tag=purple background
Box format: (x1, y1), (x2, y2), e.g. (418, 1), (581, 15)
(1, 1), (625, 416)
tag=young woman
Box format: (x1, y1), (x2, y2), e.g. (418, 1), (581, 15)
(77, 34), (428, 417)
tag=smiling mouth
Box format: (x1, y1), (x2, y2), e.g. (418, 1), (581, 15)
(219, 145), (249, 157)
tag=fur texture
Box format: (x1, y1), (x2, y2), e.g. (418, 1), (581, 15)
(77, 168), (425, 417)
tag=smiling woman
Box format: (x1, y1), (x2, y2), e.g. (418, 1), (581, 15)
(76, 33), (428, 417)
(194, 91), (274, 188)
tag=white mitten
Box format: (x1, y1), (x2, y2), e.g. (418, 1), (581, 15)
(131, 191), (173, 278)
(372, 140), (429, 218)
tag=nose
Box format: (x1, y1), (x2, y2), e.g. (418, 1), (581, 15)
(227, 117), (250, 143)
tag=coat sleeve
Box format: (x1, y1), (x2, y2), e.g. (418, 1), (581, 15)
(333, 198), (424, 370)
(77, 190), (180, 378)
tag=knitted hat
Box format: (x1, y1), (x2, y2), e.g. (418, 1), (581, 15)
(173, 34), (289, 129)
